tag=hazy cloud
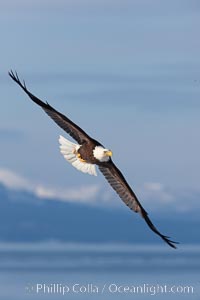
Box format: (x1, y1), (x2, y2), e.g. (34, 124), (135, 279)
(0, 168), (100, 204)
(142, 182), (174, 203)
(138, 181), (200, 213)
(0, 168), (199, 213)
(35, 184), (100, 203)
(0, 168), (31, 190)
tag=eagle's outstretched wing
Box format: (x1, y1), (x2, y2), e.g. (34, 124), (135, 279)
(9, 71), (91, 145)
(99, 162), (178, 249)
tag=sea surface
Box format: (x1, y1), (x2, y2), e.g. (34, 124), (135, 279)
(0, 243), (199, 300)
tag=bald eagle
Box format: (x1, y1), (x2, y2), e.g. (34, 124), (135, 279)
(9, 71), (178, 249)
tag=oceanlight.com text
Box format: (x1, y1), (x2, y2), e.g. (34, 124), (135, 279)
(26, 282), (195, 296)
(108, 283), (194, 295)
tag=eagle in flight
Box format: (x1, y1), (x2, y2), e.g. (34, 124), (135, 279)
(9, 71), (178, 249)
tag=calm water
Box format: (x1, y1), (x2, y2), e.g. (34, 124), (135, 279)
(0, 243), (199, 300)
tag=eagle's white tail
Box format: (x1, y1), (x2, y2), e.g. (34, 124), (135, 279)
(59, 135), (97, 176)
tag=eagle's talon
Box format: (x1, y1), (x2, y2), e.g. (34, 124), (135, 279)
(79, 158), (86, 163)
(76, 152), (86, 162)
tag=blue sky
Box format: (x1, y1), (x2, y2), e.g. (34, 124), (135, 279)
(1, 0), (200, 212)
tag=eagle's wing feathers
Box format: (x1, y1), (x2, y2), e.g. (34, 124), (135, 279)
(9, 71), (91, 145)
(99, 162), (178, 249)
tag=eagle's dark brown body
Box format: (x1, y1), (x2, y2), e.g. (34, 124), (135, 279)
(78, 140), (101, 164)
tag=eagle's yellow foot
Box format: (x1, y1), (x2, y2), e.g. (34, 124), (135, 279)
(79, 158), (86, 162)
(77, 152), (86, 163)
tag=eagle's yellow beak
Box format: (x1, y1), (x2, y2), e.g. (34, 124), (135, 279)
(105, 150), (113, 157)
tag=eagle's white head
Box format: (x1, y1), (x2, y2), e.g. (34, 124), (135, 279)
(93, 146), (112, 162)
